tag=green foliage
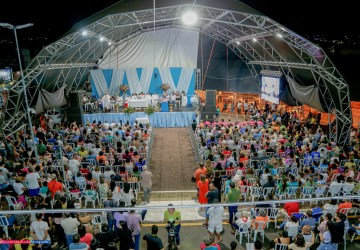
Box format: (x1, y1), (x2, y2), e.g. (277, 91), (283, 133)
(124, 107), (135, 114)
(144, 105), (155, 116)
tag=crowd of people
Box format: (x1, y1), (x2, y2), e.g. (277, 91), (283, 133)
(0, 118), (156, 250)
(193, 107), (360, 249)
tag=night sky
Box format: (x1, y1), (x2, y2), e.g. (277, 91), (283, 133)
(1, 0), (358, 40)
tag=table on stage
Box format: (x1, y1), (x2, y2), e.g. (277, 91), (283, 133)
(161, 101), (169, 112)
(136, 117), (150, 124)
(128, 99), (149, 108)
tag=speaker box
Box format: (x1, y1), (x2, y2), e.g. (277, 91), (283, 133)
(66, 107), (82, 124)
(205, 90), (216, 106)
(69, 92), (80, 107)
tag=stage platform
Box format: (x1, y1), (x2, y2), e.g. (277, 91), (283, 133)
(82, 110), (197, 128)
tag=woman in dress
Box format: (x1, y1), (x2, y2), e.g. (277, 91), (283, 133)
(197, 175), (209, 205)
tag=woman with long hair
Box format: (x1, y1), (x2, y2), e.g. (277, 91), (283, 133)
(317, 221), (337, 250)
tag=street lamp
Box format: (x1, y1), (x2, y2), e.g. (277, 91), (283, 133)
(0, 22), (39, 163)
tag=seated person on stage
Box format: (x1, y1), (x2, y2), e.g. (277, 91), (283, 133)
(152, 92), (159, 107)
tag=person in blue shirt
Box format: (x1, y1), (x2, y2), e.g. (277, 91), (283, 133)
(69, 234), (88, 250)
(311, 147), (321, 159)
(311, 204), (323, 223)
(300, 210), (316, 229)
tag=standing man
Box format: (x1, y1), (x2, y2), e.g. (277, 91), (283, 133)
(143, 225), (164, 250)
(30, 213), (51, 249)
(204, 182), (220, 227)
(140, 165), (153, 204)
(61, 213), (80, 246)
(226, 182), (241, 224)
(207, 199), (224, 243)
(237, 101), (242, 115)
(127, 209), (142, 250)
(244, 101), (248, 117)
(332, 212), (345, 248)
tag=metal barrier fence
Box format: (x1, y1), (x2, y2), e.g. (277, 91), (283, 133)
(188, 126), (201, 163)
(1, 195), (359, 215)
(147, 128), (155, 170)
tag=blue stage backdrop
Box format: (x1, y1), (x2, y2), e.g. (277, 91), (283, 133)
(90, 68), (195, 105)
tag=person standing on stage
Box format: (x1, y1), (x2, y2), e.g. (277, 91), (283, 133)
(102, 92), (111, 112)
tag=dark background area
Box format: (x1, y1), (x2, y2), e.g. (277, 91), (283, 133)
(1, 0), (359, 98)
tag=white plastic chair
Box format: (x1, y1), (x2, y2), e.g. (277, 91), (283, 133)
(234, 223), (250, 244)
(275, 243), (288, 250)
(252, 221), (265, 242)
(0, 216), (12, 238)
(341, 183), (355, 196)
(301, 186), (314, 204)
(262, 187), (274, 199)
(285, 187), (298, 199)
(92, 215), (107, 232)
(5, 196), (23, 210)
(327, 183), (343, 197)
(314, 186), (327, 204)
(267, 207), (279, 228)
(250, 187), (263, 202)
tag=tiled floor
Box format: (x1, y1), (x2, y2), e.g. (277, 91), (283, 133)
(149, 128), (198, 191)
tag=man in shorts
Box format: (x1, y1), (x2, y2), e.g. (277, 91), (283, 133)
(207, 199), (224, 243)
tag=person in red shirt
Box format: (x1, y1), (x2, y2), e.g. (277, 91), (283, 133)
(47, 173), (64, 198)
(194, 163), (207, 184)
(96, 151), (107, 163)
(337, 199), (352, 212)
(277, 202), (300, 230)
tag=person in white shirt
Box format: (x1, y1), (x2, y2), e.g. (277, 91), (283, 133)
(61, 213), (80, 245)
(26, 167), (40, 197)
(13, 177), (26, 196)
(152, 93), (159, 107)
(30, 213), (51, 247)
(68, 158), (80, 175)
(207, 199), (224, 242)
(231, 210), (252, 234)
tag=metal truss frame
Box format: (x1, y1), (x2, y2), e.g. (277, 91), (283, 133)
(2, 3), (351, 144)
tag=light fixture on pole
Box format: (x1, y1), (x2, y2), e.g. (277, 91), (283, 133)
(0, 22), (39, 163)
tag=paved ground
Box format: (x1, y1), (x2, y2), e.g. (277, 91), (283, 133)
(140, 222), (360, 250)
(150, 128), (197, 191)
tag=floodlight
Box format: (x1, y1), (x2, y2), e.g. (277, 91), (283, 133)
(108, 42), (112, 45)
(82, 30), (88, 36)
(276, 33), (283, 38)
(236, 41), (240, 45)
(252, 38), (257, 42)
(182, 11), (198, 25)
(99, 37), (104, 41)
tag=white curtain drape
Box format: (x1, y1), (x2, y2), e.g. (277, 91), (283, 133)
(158, 67), (176, 91)
(35, 85), (67, 114)
(108, 69), (124, 96)
(99, 28), (199, 69)
(139, 68), (153, 93)
(121, 68), (152, 94)
(287, 76), (325, 112)
(125, 69), (143, 94)
(177, 68), (194, 94)
(90, 70), (108, 97)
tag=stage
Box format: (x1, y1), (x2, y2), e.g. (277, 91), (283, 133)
(82, 110), (197, 128)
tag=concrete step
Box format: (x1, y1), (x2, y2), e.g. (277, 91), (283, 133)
(146, 190), (198, 201)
